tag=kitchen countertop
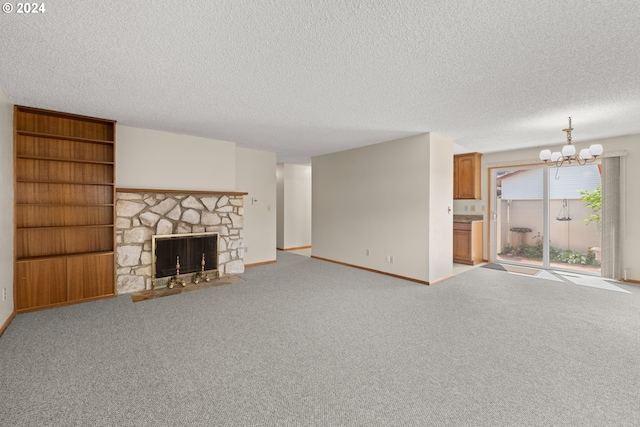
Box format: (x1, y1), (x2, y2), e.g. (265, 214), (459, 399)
(453, 214), (484, 223)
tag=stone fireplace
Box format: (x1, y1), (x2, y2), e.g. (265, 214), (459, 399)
(115, 190), (246, 293)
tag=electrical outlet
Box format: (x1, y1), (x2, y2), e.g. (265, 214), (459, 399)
(2, 288), (6, 301)
(470, 205), (476, 212)
(465, 205), (468, 211)
(386, 255), (393, 263)
(244, 247), (248, 253)
(366, 249), (370, 256)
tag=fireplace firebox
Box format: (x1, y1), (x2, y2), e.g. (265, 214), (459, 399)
(152, 232), (219, 289)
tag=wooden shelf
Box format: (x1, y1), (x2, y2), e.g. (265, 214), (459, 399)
(16, 202), (114, 206)
(17, 224), (114, 230)
(16, 179), (115, 185)
(17, 251), (115, 263)
(17, 130), (114, 144)
(14, 106), (116, 312)
(16, 182), (114, 205)
(16, 226), (114, 256)
(16, 132), (115, 163)
(17, 155), (114, 165)
(13, 105), (116, 143)
(117, 187), (249, 196)
(16, 157), (114, 184)
(16, 181), (114, 185)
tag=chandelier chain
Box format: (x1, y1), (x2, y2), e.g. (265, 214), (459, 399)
(563, 117), (573, 144)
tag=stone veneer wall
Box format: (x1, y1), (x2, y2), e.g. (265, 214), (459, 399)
(115, 191), (245, 294)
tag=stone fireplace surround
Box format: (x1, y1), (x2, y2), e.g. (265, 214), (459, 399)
(115, 189), (247, 294)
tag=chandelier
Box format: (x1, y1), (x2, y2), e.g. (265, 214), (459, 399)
(539, 117), (603, 166)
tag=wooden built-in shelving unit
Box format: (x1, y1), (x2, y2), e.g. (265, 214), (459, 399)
(14, 106), (116, 312)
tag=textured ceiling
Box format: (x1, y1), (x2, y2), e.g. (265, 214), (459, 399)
(1, 0), (639, 163)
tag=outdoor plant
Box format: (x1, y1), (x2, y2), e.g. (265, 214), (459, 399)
(500, 232), (600, 266)
(579, 184), (602, 230)
(553, 249), (598, 265)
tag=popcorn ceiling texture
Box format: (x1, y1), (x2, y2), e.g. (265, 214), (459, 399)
(115, 192), (245, 294)
(1, 1), (640, 163)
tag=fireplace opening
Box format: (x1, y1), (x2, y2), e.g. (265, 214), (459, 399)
(152, 232), (219, 287)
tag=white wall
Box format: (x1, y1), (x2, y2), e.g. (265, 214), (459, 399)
(117, 125), (279, 268)
(0, 89), (14, 327)
(276, 164), (285, 249)
(313, 133), (452, 284)
(116, 125), (236, 191)
(236, 147), (277, 265)
(428, 134), (454, 282)
(481, 135), (640, 281)
(277, 164), (311, 250)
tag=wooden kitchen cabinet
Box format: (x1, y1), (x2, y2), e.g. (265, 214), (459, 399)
(454, 152), (482, 199)
(453, 221), (483, 265)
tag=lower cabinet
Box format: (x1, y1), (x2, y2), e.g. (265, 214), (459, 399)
(15, 258), (67, 310)
(15, 253), (114, 312)
(453, 222), (483, 265)
(67, 253), (115, 301)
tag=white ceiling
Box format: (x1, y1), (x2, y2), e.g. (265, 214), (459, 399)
(1, 1), (639, 164)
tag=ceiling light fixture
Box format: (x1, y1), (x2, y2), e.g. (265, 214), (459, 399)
(539, 117), (603, 166)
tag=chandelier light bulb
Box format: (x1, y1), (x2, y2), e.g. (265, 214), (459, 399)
(579, 148), (592, 159)
(551, 151), (562, 162)
(539, 149), (552, 161)
(561, 144), (576, 157)
(589, 144), (603, 156)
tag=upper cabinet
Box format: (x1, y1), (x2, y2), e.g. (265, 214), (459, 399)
(454, 152), (482, 199)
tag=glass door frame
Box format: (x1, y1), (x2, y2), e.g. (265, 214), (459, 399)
(490, 163), (601, 276)
(490, 164), (550, 270)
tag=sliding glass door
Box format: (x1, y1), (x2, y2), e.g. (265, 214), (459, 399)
(491, 163), (602, 275)
(493, 166), (547, 270)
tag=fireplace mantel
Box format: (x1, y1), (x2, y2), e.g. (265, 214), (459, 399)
(117, 187), (248, 196)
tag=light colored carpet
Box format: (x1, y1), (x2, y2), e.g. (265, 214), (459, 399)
(554, 271), (631, 294)
(488, 262), (629, 293)
(502, 264), (540, 275)
(1, 251), (639, 426)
